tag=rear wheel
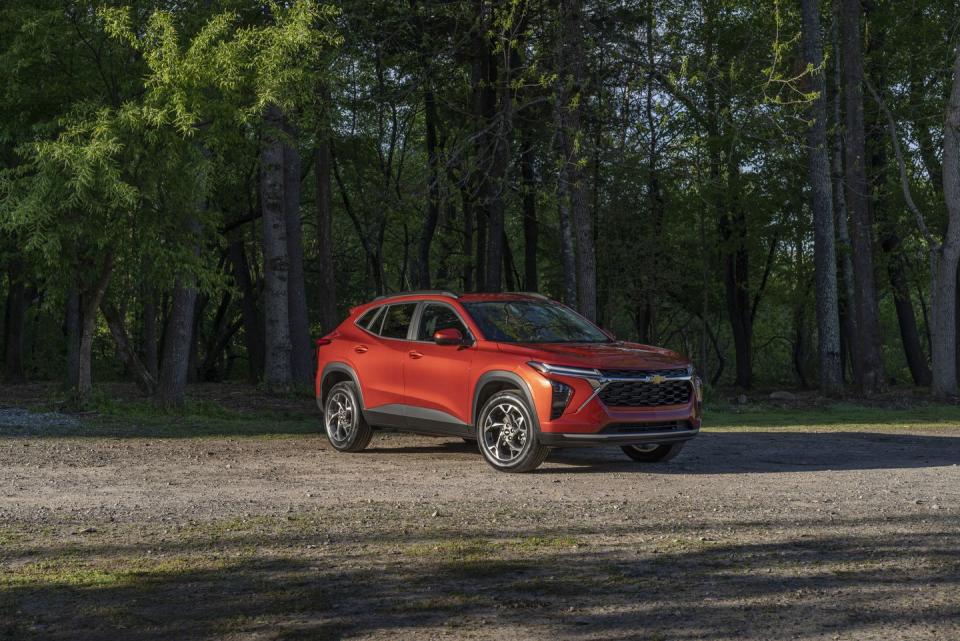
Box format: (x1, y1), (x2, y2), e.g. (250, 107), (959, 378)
(323, 381), (372, 452)
(477, 390), (549, 473)
(621, 442), (686, 462)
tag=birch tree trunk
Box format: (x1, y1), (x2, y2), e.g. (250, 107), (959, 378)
(932, 45), (960, 398)
(801, 0), (843, 395)
(261, 104), (292, 387)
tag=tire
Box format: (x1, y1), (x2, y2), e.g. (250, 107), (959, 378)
(476, 390), (549, 473)
(621, 442), (686, 463)
(323, 381), (373, 452)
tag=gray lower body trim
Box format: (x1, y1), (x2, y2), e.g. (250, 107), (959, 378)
(364, 403), (471, 436)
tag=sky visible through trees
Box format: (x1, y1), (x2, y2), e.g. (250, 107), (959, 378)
(1, 0), (960, 406)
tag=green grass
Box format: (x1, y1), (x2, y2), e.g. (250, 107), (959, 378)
(7, 381), (960, 439)
(0, 554), (235, 589)
(706, 403), (960, 431)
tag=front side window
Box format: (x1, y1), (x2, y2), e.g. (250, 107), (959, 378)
(417, 303), (468, 341)
(463, 301), (610, 344)
(379, 303), (417, 339)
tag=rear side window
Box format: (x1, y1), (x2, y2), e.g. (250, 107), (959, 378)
(379, 303), (417, 339)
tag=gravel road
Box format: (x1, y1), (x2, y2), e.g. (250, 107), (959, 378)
(1, 411), (958, 641)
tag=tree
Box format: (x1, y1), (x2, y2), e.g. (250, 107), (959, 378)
(840, 0), (885, 392)
(801, 0), (843, 394)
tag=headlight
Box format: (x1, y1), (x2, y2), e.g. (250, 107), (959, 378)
(527, 361), (602, 379)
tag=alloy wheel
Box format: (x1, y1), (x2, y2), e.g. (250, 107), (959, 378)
(325, 390), (356, 445)
(481, 400), (531, 464)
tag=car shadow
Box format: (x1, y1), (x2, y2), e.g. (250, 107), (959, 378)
(540, 430), (960, 474)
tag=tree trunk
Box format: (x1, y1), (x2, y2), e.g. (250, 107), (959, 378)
(483, 46), (511, 293)
(840, 0), (885, 392)
(65, 286), (80, 389)
(416, 86), (441, 290)
(155, 277), (198, 407)
(520, 122), (538, 292)
(801, 0), (843, 395)
(261, 104), (292, 387)
(75, 252), (114, 405)
(3, 257), (27, 383)
(142, 286), (159, 380)
(102, 302), (156, 393)
(227, 238), (264, 382)
(557, 175), (578, 308)
(932, 45), (960, 398)
(155, 218), (201, 408)
(314, 137), (338, 333)
(283, 116), (311, 385)
(557, 0), (596, 320)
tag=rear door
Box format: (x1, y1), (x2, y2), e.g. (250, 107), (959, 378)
(360, 302), (417, 427)
(403, 302), (475, 434)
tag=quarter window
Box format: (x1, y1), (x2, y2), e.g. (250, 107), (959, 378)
(379, 303), (417, 339)
(417, 304), (468, 341)
(356, 306), (383, 331)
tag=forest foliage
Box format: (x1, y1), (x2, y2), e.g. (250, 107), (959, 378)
(1, 0), (960, 406)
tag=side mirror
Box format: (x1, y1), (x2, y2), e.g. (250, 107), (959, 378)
(434, 328), (464, 346)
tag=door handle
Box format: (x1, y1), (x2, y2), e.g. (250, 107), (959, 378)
(408, 351), (423, 359)
(354, 345), (368, 354)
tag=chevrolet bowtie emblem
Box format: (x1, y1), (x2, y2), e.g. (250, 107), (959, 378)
(648, 374), (666, 384)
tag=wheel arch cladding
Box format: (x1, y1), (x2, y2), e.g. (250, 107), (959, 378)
(320, 363), (364, 408)
(472, 371), (540, 432)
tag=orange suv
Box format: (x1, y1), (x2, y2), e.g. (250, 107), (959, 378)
(315, 291), (702, 472)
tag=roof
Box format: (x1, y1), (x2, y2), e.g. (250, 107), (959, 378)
(365, 291), (553, 304)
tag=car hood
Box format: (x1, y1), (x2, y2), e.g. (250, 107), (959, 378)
(496, 341), (689, 370)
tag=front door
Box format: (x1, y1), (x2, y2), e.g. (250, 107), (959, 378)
(403, 302), (475, 435)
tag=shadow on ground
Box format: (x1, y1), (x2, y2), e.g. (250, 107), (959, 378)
(364, 431), (960, 475)
(2, 513), (958, 640)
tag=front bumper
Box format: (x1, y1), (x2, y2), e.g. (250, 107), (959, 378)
(526, 365), (703, 446)
(539, 422), (699, 446)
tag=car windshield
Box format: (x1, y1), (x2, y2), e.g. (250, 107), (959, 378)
(463, 301), (611, 344)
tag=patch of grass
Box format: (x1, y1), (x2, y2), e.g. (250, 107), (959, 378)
(405, 535), (581, 561)
(706, 403), (960, 431)
(0, 554), (235, 589)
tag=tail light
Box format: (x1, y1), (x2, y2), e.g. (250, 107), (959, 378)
(550, 381), (573, 419)
(315, 338), (332, 347)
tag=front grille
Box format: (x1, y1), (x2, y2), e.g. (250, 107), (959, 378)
(598, 379), (690, 407)
(601, 367), (687, 379)
(601, 421), (692, 434)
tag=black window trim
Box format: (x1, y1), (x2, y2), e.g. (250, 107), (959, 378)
(410, 301), (474, 344)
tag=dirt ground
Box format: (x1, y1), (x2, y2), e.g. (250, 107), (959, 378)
(0, 389), (959, 640)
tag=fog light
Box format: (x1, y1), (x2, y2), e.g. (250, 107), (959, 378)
(550, 381), (573, 419)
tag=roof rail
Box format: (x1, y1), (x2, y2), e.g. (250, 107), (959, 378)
(503, 291), (550, 300)
(372, 290), (460, 302)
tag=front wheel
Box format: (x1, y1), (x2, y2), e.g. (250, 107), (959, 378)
(477, 390), (549, 473)
(621, 442), (686, 462)
(323, 381), (373, 452)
